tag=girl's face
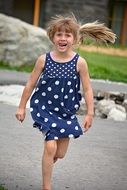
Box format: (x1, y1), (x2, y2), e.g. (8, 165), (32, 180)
(52, 30), (74, 53)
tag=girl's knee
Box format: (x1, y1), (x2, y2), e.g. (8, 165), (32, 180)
(55, 152), (66, 160)
(44, 140), (57, 156)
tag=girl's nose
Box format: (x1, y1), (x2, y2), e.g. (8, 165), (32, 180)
(61, 35), (66, 40)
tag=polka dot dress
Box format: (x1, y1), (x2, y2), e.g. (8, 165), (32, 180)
(30, 52), (83, 141)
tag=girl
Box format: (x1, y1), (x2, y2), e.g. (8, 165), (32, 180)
(15, 14), (116, 190)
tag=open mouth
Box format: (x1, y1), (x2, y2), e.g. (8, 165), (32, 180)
(59, 43), (67, 47)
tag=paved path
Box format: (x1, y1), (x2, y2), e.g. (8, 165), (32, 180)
(0, 104), (127, 190)
(0, 69), (127, 189)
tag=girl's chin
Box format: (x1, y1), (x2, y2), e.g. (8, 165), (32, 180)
(57, 46), (68, 52)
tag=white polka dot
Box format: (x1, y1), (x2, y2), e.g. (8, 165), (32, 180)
(54, 136), (58, 140)
(47, 87), (52, 91)
(42, 80), (46, 84)
(48, 100), (52, 104)
(54, 107), (59, 111)
(71, 115), (75, 119)
(49, 112), (53, 115)
(69, 89), (73, 93)
(58, 117), (62, 120)
(61, 88), (64, 93)
(54, 95), (59, 99)
(72, 97), (75, 101)
(35, 87), (39, 92)
(44, 118), (48, 122)
(61, 102), (64, 106)
(42, 105), (45, 110)
(35, 99), (39, 103)
(64, 95), (68, 99)
(68, 134), (74, 138)
(60, 129), (65, 133)
(67, 121), (72, 125)
(37, 113), (40, 117)
(30, 107), (33, 112)
(52, 123), (57, 127)
(74, 104), (79, 109)
(75, 126), (79, 130)
(63, 113), (67, 117)
(42, 92), (46, 96)
(67, 81), (71, 85)
(55, 81), (60, 85)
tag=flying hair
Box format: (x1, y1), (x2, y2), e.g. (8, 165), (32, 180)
(47, 14), (116, 44)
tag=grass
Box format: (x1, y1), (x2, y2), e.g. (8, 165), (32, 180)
(0, 61), (34, 73)
(77, 49), (127, 83)
(0, 48), (127, 83)
(0, 185), (7, 190)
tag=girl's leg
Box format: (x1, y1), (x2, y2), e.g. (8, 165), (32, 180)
(42, 140), (57, 190)
(54, 138), (70, 162)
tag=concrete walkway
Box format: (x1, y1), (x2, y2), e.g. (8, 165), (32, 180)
(0, 69), (127, 190)
(0, 103), (127, 190)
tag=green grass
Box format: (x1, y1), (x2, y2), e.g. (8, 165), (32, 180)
(77, 49), (127, 83)
(0, 49), (127, 83)
(0, 185), (7, 190)
(0, 61), (34, 73)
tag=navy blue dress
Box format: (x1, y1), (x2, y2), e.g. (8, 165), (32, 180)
(30, 52), (83, 141)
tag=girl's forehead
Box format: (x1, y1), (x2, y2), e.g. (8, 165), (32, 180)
(55, 25), (73, 33)
(55, 29), (72, 34)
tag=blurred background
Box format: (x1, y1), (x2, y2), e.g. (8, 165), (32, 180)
(0, 0), (127, 45)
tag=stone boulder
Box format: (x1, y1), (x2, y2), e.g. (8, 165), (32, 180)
(96, 99), (116, 117)
(0, 14), (51, 66)
(108, 107), (126, 121)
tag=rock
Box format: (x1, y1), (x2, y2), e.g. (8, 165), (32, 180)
(108, 107), (126, 121)
(116, 104), (126, 113)
(94, 90), (109, 101)
(123, 99), (127, 112)
(109, 92), (125, 104)
(0, 84), (29, 108)
(96, 99), (116, 116)
(0, 14), (51, 66)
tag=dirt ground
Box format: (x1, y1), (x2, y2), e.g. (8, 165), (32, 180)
(80, 45), (127, 57)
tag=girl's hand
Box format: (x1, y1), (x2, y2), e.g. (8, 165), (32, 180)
(82, 114), (93, 133)
(15, 108), (26, 123)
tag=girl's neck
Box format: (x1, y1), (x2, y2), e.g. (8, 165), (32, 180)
(51, 50), (75, 62)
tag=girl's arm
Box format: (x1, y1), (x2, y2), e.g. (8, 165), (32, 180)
(15, 54), (45, 122)
(77, 57), (94, 132)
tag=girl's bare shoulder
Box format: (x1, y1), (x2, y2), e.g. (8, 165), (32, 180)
(77, 56), (88, 73)
(35, 54), (46, 70)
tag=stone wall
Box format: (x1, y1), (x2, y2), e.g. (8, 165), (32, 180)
(0, 0), (14, 15)
(78, 89), (127, 121)
(0, 0), (109, 28)
(44, 0), (109, 27)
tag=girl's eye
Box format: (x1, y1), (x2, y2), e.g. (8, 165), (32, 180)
(66, 34), (71, 37)
(56, 33), (62, 36)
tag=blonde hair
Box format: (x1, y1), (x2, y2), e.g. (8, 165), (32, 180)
(47, 14), (116, 44)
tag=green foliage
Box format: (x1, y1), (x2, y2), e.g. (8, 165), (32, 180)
(78, 49), (127, 83)
(0, 61), (34, 73)
(0, 185), (7, 190)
